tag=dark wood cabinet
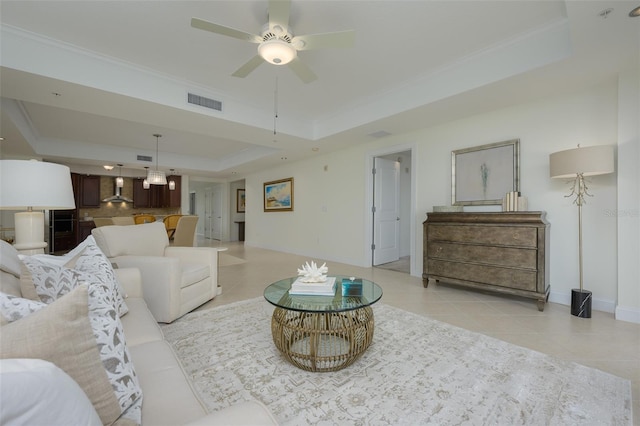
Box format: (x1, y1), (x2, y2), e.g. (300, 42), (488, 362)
(423, 212), (549, 311)
(133, 176), (181, 208)
(79, 175), (101, 207)
(133, 178), (151, 208)
(167, 175), (181, 207)
(78, 220), (95, 243)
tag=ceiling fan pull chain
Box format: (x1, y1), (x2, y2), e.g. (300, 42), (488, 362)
(274, 76), (279, 135)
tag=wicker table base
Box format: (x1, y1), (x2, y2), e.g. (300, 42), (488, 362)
(271, 306), (375, 372)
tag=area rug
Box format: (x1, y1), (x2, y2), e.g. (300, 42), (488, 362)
(161, 298), (632, 425)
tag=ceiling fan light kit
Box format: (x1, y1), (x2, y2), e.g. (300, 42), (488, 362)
(258, 38), (296, 65)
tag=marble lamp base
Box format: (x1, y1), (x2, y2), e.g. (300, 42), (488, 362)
(571, 289), (592, 318)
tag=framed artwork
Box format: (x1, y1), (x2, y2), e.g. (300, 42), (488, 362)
(236, 189), (245, 213)
(452, 139), (520, 206)
(264, 177), (294, 212)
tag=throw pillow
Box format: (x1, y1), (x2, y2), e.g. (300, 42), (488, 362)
(0, 358), (102, 426)
(20, 243), (128, 317)
(0, 286), (142, 425)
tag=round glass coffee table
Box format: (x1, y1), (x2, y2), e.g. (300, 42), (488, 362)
(264, 276), (382, 372)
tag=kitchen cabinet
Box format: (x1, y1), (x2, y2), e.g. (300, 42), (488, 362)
(133, 176), (181, 208)
(79, 175), (101, 207)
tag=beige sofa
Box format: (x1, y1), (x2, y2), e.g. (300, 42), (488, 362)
(92, 222), (220, 323)
(0, 240), (278, 425)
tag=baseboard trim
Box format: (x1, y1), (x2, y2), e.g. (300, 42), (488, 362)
(615, 305), (640, 324)
(548, 290), (616, 314)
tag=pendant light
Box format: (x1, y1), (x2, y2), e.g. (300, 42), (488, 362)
(115, 164), (124, 188)
(168, 169), (176, 191)
(143, 167), (150, 189)
(147, 133), (167, 185)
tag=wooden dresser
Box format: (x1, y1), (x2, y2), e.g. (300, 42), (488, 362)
(423, 212), (549, 311)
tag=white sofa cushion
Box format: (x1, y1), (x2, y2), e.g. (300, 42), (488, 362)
(0, 285), (142, 425)
(0, 240), (21, 279)
(0, 358), (102, 426)
(93, 222), (169, 258)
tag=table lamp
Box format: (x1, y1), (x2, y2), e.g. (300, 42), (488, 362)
(0, 160), (76, 254)
(549, 145), (614, 318)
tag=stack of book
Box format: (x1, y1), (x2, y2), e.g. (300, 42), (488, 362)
(289, 276), (337, 296)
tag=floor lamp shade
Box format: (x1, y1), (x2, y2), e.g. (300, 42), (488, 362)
(0, 160), (76, 253)
(549, 145), (614, 179)
(549, 145), (614, 318)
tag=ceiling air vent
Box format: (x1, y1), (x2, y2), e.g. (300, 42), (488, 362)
(137, 155), (152, 162)
(188, 93), (222, 112)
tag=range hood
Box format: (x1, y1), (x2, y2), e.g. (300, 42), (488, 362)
(102, 185), (133, 203)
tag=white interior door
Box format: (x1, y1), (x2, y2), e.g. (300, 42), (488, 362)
(373, 157), (400, 265)
(211, 187), (222, 240)
(204, 190), (213, 240)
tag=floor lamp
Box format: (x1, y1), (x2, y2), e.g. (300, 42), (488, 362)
(549, 145), (614, 318)
(0, 160), (76, 254)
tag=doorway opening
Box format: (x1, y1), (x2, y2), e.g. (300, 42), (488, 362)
(368, 147), (415, 275)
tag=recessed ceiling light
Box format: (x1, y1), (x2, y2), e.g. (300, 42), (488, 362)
(630, 6), (640, 17)
(103, 165), (114, 171)
(312, 147), (319, 152)
(0, 137), (5, 141)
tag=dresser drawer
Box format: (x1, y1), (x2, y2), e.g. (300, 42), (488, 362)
(427, 224), (537, 248)
(427, 260), (537, 292)
(427, 242), (537, 269)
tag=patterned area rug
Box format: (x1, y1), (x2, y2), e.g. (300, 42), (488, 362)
(161, 298), (631, 425)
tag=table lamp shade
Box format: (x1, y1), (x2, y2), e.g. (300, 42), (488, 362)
(1, 160), (76, 254)
(0, 160), (76, 210)
(550, 145), (614, 179)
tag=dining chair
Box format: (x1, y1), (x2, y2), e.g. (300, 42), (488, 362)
(163, 214), (183, 239)
(133, 214), (156, 225)
(171, 216), (198, 247)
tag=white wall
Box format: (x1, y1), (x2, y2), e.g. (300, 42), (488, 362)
(245, 79), (637, 320)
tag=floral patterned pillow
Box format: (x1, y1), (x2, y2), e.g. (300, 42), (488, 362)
(0, 286), (142, 425)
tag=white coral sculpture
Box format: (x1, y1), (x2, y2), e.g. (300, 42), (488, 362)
(297, 261), (328, 283)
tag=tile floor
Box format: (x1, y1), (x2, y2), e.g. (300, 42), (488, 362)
(198, 240), (639, 422)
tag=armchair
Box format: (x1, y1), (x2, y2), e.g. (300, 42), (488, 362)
(91, 222), (221, 323)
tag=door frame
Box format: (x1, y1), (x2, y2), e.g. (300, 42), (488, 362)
(364, 143), (417, 276)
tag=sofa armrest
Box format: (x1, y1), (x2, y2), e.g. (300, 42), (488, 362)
(164, 247), (219, 266)
(111, 256), (182, 323)
(164, 247), (219, 291)
(113, 267), (143, 299)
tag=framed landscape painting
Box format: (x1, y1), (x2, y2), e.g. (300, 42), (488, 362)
(264, 178), (294, 212)
(236, 189), (245, 213)
(452, 139), (520, 206)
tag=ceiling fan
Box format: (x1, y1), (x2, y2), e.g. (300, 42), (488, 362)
(191, 0), (355, 83)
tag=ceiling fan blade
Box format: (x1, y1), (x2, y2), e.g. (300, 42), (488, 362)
(288, 57), (317, 84)
(232, 55), (265, 78)
(268, 0), (291, 29)
(191, 18), (261, 43)
(292, 30), (355, 51)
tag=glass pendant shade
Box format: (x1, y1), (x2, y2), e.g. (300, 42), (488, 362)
(169, 179), (176, 190)
(143, 179), (150, 189)
(115, 176), (124, 188)
(146, 169), (167, 185)
(148, 133), (167, 185)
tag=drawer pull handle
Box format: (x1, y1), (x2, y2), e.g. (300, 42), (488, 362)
(512, 232), (520, 240)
